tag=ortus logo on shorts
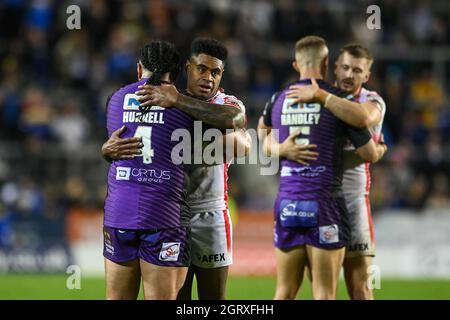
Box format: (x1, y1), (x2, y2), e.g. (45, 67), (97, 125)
(159, 242), (180, 262)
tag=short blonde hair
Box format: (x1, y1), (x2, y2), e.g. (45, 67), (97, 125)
(339, 43), (374, 68)
(295, 35), (328, 68)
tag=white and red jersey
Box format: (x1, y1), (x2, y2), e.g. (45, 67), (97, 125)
(342, 87), (386, 199)
(186, 88), (245, 215)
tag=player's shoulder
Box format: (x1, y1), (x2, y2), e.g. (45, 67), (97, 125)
(361, 87), (386, 108)
(361, 87), (384, 100)
(212, 88), (246, 111)
(111, 79), (145, 99)
(263, 88), (285, 111)
(267, 89), (284, 105)
(213, 88), (242, 103)
(107, 79), (146, 110)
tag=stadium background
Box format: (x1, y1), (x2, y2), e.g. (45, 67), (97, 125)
(0, 0), (449, 299)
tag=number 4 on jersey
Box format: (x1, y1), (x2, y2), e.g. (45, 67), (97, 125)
(134, 126), (154, 164)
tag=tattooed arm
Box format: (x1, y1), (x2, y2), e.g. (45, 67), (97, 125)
(175, 93), (245, 130)
(135, 84), (245, 130)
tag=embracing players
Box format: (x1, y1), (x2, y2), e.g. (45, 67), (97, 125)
(103, 41), (192, 300)
(258, 36), (386, 299)
(103, 39), (250, 300)
(285, 44), (387, 300)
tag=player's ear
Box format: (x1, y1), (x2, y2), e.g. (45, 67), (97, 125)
(292, 61), (300, 73)
(364, 71), (371, 84)
(321, 56), (329, 78)
(323, 56), (329, 69)
(137, 62), (143, 80)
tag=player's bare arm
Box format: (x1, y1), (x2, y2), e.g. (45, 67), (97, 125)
(354, 138), (387, 163)
(257, 116), (271, 142)
(135, 84), (245, 130)
(102, 125), (143, 162)
(286, 78), (382, 128)
(344, 133), (388, 169)
(262, 127), (319, 166)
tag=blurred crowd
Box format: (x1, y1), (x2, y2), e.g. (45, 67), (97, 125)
(1, 0), (450, 249)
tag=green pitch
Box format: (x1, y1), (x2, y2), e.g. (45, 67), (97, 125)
(0, 274), (449, 299)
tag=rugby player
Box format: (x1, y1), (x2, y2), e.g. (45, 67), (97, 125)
(281, 44), (387, 300)
(103, 41), (191, 300)
(103, 38), (250, 300)
(258, 36), (386, 300)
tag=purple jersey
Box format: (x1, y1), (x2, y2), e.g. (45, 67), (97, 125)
(104, 79), (193, 230)
(263, 79), (371, 200)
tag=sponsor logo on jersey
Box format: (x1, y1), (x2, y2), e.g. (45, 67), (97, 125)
(280, 165), (326, 177)
(123, 93), (165, 111)
(131, 168), (171, 183)
(123, 94), (141, 110)
(282, 99), (321, 113)
(159, 242), (180, 261)
(115, 166), (171, 183)
(319, 224), (339, 244)
(348, 243), (370, 252)
(196, 253), (227, 263)
(280, 203), (316, 221)
(103, 230), (114, 255)
(116, 166), (131, 180)
(279, 200), (318, 227)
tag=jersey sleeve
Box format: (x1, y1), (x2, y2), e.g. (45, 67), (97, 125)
(345, 124), (372, 149)
(105, 93), (113, 115)
(106, 90), (124, 137)
(366, 93), (386, 119)
(262, 91), (281, 127)
(222, 95), (246, 114)
(221, 95), (247, 129)
(105, 93), (114, 137)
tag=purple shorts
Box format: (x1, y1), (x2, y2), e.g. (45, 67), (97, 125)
(273, 196), (350, 250)
(103, 226), (190, 267)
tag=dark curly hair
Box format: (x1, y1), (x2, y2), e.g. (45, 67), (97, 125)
(190, 38), (228, 62)
(139, 41), (180, 114)
(139, 40), (180, 85)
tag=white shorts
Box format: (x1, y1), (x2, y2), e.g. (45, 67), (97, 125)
(345, 195), (376, 258)
(190, 210), (233, 268)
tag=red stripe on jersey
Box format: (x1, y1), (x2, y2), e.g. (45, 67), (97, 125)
(364, 163), (374, 242)
(223, 209), (232, 254)
(365, 162), (371, 194)
(365, 195), (375, 243)
(223, 162), (229, 207)
(223, 162), (231, 253)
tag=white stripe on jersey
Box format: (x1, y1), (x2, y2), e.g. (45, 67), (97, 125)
(342, 88), (386, 198)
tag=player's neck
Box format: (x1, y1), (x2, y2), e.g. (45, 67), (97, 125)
(299, 69), (323, 80)
(139, 71), (152, 80)
(353, 86), (363, 97)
